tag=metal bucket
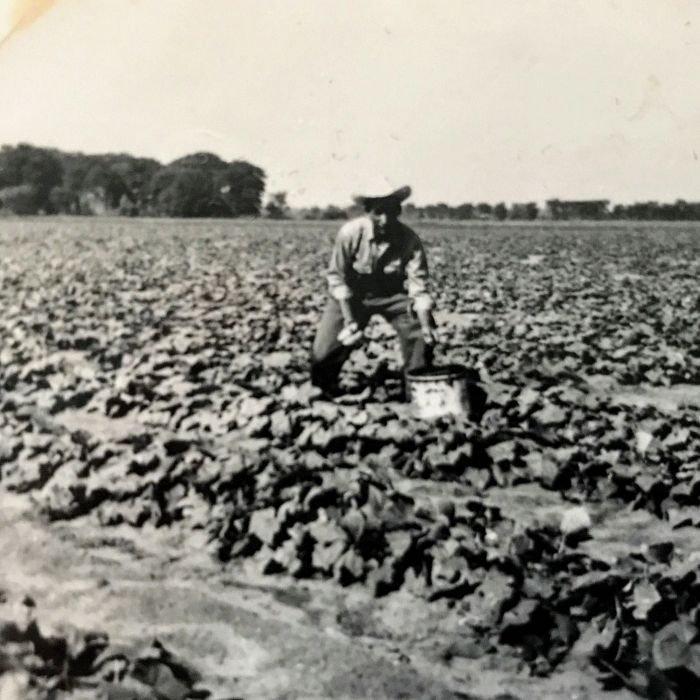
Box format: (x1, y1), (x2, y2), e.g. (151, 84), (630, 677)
(406, 364), (470, 419)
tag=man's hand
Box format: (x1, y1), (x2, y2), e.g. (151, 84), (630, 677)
(338, 321), (364, 347)
(338, 298), (356, 325)
(416, 308), (437, 345)
(337, 298), (364, 346)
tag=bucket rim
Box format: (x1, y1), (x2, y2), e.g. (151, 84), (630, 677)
(406, 363), (469, 381)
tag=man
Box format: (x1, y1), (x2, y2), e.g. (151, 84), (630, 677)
(311, 185), (436, 396)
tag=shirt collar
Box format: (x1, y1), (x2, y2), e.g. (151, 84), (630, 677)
(364, 216), (377, 241)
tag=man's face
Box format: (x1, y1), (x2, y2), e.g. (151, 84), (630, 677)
(369, 209), (388, 232)
(368, 205), (398, 236)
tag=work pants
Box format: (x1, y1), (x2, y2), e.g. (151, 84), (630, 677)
(311, 293), (431, 390)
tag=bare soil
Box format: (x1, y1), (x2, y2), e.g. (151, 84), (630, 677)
(5, 427), (681, 700)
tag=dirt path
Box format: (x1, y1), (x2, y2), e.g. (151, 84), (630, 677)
(0, 487), (643, 700)
(4, 380), (695, 698)
(5, 374), (693, 699)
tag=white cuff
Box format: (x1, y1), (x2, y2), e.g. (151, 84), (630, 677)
(331, 284), (352, 301)
(412, 294), (433, 312)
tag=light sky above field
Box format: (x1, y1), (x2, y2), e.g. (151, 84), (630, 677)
(1, 0), (700, 207)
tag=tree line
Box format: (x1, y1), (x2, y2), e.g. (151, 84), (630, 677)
(3, 144), (700, 222)
(400, 199), (700, 222)
(287, 198), (700, 223)
(0, 144), (266, 217)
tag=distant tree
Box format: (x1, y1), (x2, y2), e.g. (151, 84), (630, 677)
(436, 203), (451, 219)
(216, 161), (266, 216)
(509, 202), (539, 220)
(403, 202), (417, 219)
(61, 154), (93, 195)
(475, 202), (492, 218)
(0, 184), (40, 215)
(623, 201), (656, 220)
(109, 156), (160, 205)
(302, 206), (322, 220)
(493, 202), (508, 221)
(454, 203), (475, 220)
(144, 154), (266, 217)
(546, 199), (609, 220)
(0, 144), (63, 212)
(525, 202), (539, 220)
(545, 199), (561, 219)
(0, 143), (267, 218)
(148, 167), (214, 217)
(20, 150), (63, 200)
(507, 204), (521, 220)
(320, 205), (347, 220)
(49, 186), (79, 214)
(156, 152), (227, 216)
(423, 202), (451, 219)
(264, 191), (289, 219)
(0, 145), (23, 187)
(83, 162), (129, 210)
(169, 152), (227, 171)
(53, 152), (159, 214)
(119, 193), (139, 217)
(659, 199), (700, 221)
(611, 204), (625, 219)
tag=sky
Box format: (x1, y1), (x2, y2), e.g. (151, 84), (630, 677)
(1, 0), (700, 207)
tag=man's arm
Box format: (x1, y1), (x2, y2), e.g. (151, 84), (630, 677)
(327, 228), (352, 298)
(405, 235), (436, 343)
(327, 226), (360, 334)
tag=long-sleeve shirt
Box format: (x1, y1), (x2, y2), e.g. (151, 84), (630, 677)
(326, 216), (433, 311)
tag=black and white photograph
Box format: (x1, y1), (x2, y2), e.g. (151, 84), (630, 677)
(1, 1), (700, 698)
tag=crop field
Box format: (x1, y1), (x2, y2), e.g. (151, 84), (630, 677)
(1, 216), (700, 699)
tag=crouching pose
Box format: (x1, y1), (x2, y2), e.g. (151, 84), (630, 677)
(311, 185), (436, 396)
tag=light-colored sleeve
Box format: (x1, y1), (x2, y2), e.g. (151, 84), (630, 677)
(326, 225), (353, 300)
(405, 235), (433, 311)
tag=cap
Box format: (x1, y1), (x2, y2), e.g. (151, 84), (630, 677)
(357, 185), (412, 210)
